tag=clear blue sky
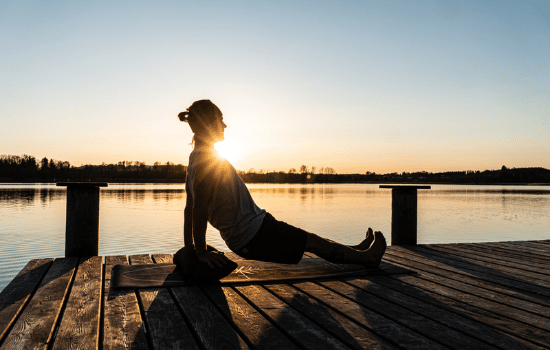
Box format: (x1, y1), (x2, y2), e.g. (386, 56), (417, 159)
(1, 0), (549, 173)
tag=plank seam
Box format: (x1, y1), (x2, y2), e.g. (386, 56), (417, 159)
(0, 260), (54, 348)
(375, 272), (548, 349)
(480, 244), (550, 261)
(134, 287), (155, 350)
(416, 246), (550, 280)
(167, 287), (207, 350)
(384, 251), (550, 304)
(46, 258), (79, 350)
(312, 279), (455, 350)
(285, 280), (408, 350)
(407, 271), (550, 330)
(231, 284), (309, 350)
(198, 284), (257, 350)
(434, 245), (550, 273)
(341, 277), (514, 350)
(385, 252), (550, 307)
(262, 281), (401, 350)
(383, 273), (550, 348)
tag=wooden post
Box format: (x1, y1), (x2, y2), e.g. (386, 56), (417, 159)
(379, 185), (431, 245)
(57, 182), (108, 257)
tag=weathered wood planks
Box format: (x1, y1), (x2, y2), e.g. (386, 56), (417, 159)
(263, 282), (398, 350)
(0, 258), (52, 342)
(103, 255), (148, 350)
(53, 256), (103, 350)
(129, 254), (200, 350)
(202, 284), (300, 350)
(1, 258), (77, 350)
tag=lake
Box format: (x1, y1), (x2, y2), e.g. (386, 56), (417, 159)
(1, 183), (549, 292)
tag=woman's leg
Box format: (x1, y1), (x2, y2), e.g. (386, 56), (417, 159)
(305, 230), (386, 267)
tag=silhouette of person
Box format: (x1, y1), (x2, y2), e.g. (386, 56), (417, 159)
(178, 99), (386, 268)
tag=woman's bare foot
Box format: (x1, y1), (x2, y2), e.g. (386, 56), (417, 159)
(305, 230), (386, 267)
(349, 228), (374, 250)
(363, 231), (387, 269)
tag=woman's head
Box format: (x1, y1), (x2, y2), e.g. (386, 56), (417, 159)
(179, 99), (226, 144)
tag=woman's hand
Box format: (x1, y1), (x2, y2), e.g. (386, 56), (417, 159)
(197, 250), (229, 268)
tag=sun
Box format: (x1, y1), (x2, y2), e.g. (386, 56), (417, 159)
(215, 140), (241, 163)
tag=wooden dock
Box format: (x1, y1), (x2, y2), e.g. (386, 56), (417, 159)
(1, 240), (549, 349)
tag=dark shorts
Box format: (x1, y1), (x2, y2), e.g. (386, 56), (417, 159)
(234, 213), (308, 264)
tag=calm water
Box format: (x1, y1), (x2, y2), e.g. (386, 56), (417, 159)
(1, 183), (549, 292)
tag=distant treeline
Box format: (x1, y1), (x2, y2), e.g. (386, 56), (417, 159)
(1, 154), (550, 184)
(0, 155), (186, 182)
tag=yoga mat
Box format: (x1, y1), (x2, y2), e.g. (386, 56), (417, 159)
(112, 256), (412, 289)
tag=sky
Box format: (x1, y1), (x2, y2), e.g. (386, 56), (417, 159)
(1, 0), (549, 174)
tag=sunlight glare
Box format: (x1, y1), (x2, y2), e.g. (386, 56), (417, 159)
(215, 140), (241, 163)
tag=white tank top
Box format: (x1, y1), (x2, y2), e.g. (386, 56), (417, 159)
(186, 146), (266, 251)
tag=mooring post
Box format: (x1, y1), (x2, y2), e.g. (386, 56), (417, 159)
(379, 185), (431, 245)
(57, 182), (108, 257)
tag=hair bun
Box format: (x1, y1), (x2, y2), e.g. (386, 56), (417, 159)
(178, 111), (189, 122)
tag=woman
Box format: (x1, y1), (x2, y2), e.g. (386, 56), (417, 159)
(179, 99), (386, 269)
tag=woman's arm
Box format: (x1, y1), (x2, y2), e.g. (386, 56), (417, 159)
(183, 182), (194, 246)
(192, 153), (228, 268)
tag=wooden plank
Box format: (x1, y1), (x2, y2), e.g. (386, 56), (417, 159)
(369, 275), (547, 350)
(467, 242), (550, 262)
(384, 273), (550, 348)
(506, 241), (550, 254)
(386, 247), (550, 298)
(290, 281), (447, 350)
(434, 244), (550, 272)
(396, 256), (550, 319)
(103, 255), (148, 350)
(235, 284), (351, 349)
(1, 257), (78, 350)
(0, 258), (52, 341)
(131, 254), (200, 350)
(202, 285), (300, 350)
(172, 285), (250, 349)
(346, 276), (546, 350)
(52, 256), (103, 350)
(152, 254), (173, 264)
(390, 268), (550, 331)
(317, 279), (495, 349)
(483, 242), (550, 260)
(413, 246), (550, 284)
(128, 254), (153, 265)
(264, 282), (399, 350)
(384, 249), (550, 308)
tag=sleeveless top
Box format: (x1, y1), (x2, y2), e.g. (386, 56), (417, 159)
(186, 146), (266, 251)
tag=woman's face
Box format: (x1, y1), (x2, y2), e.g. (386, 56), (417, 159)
(210, 108), (227, 143)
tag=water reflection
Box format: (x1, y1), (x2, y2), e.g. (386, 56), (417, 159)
(0, 187), (186, 207)
(103, 189), (184, 204)
(0, 188), (66, 209)
(5, 185), (547, 208)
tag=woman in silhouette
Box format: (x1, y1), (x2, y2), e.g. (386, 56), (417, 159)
(179, 99), (386, 268)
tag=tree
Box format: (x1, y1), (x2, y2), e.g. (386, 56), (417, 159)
(40, 157), (49, 171)
(299, 165), (309, 174)
(49, 159), (56, 173)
